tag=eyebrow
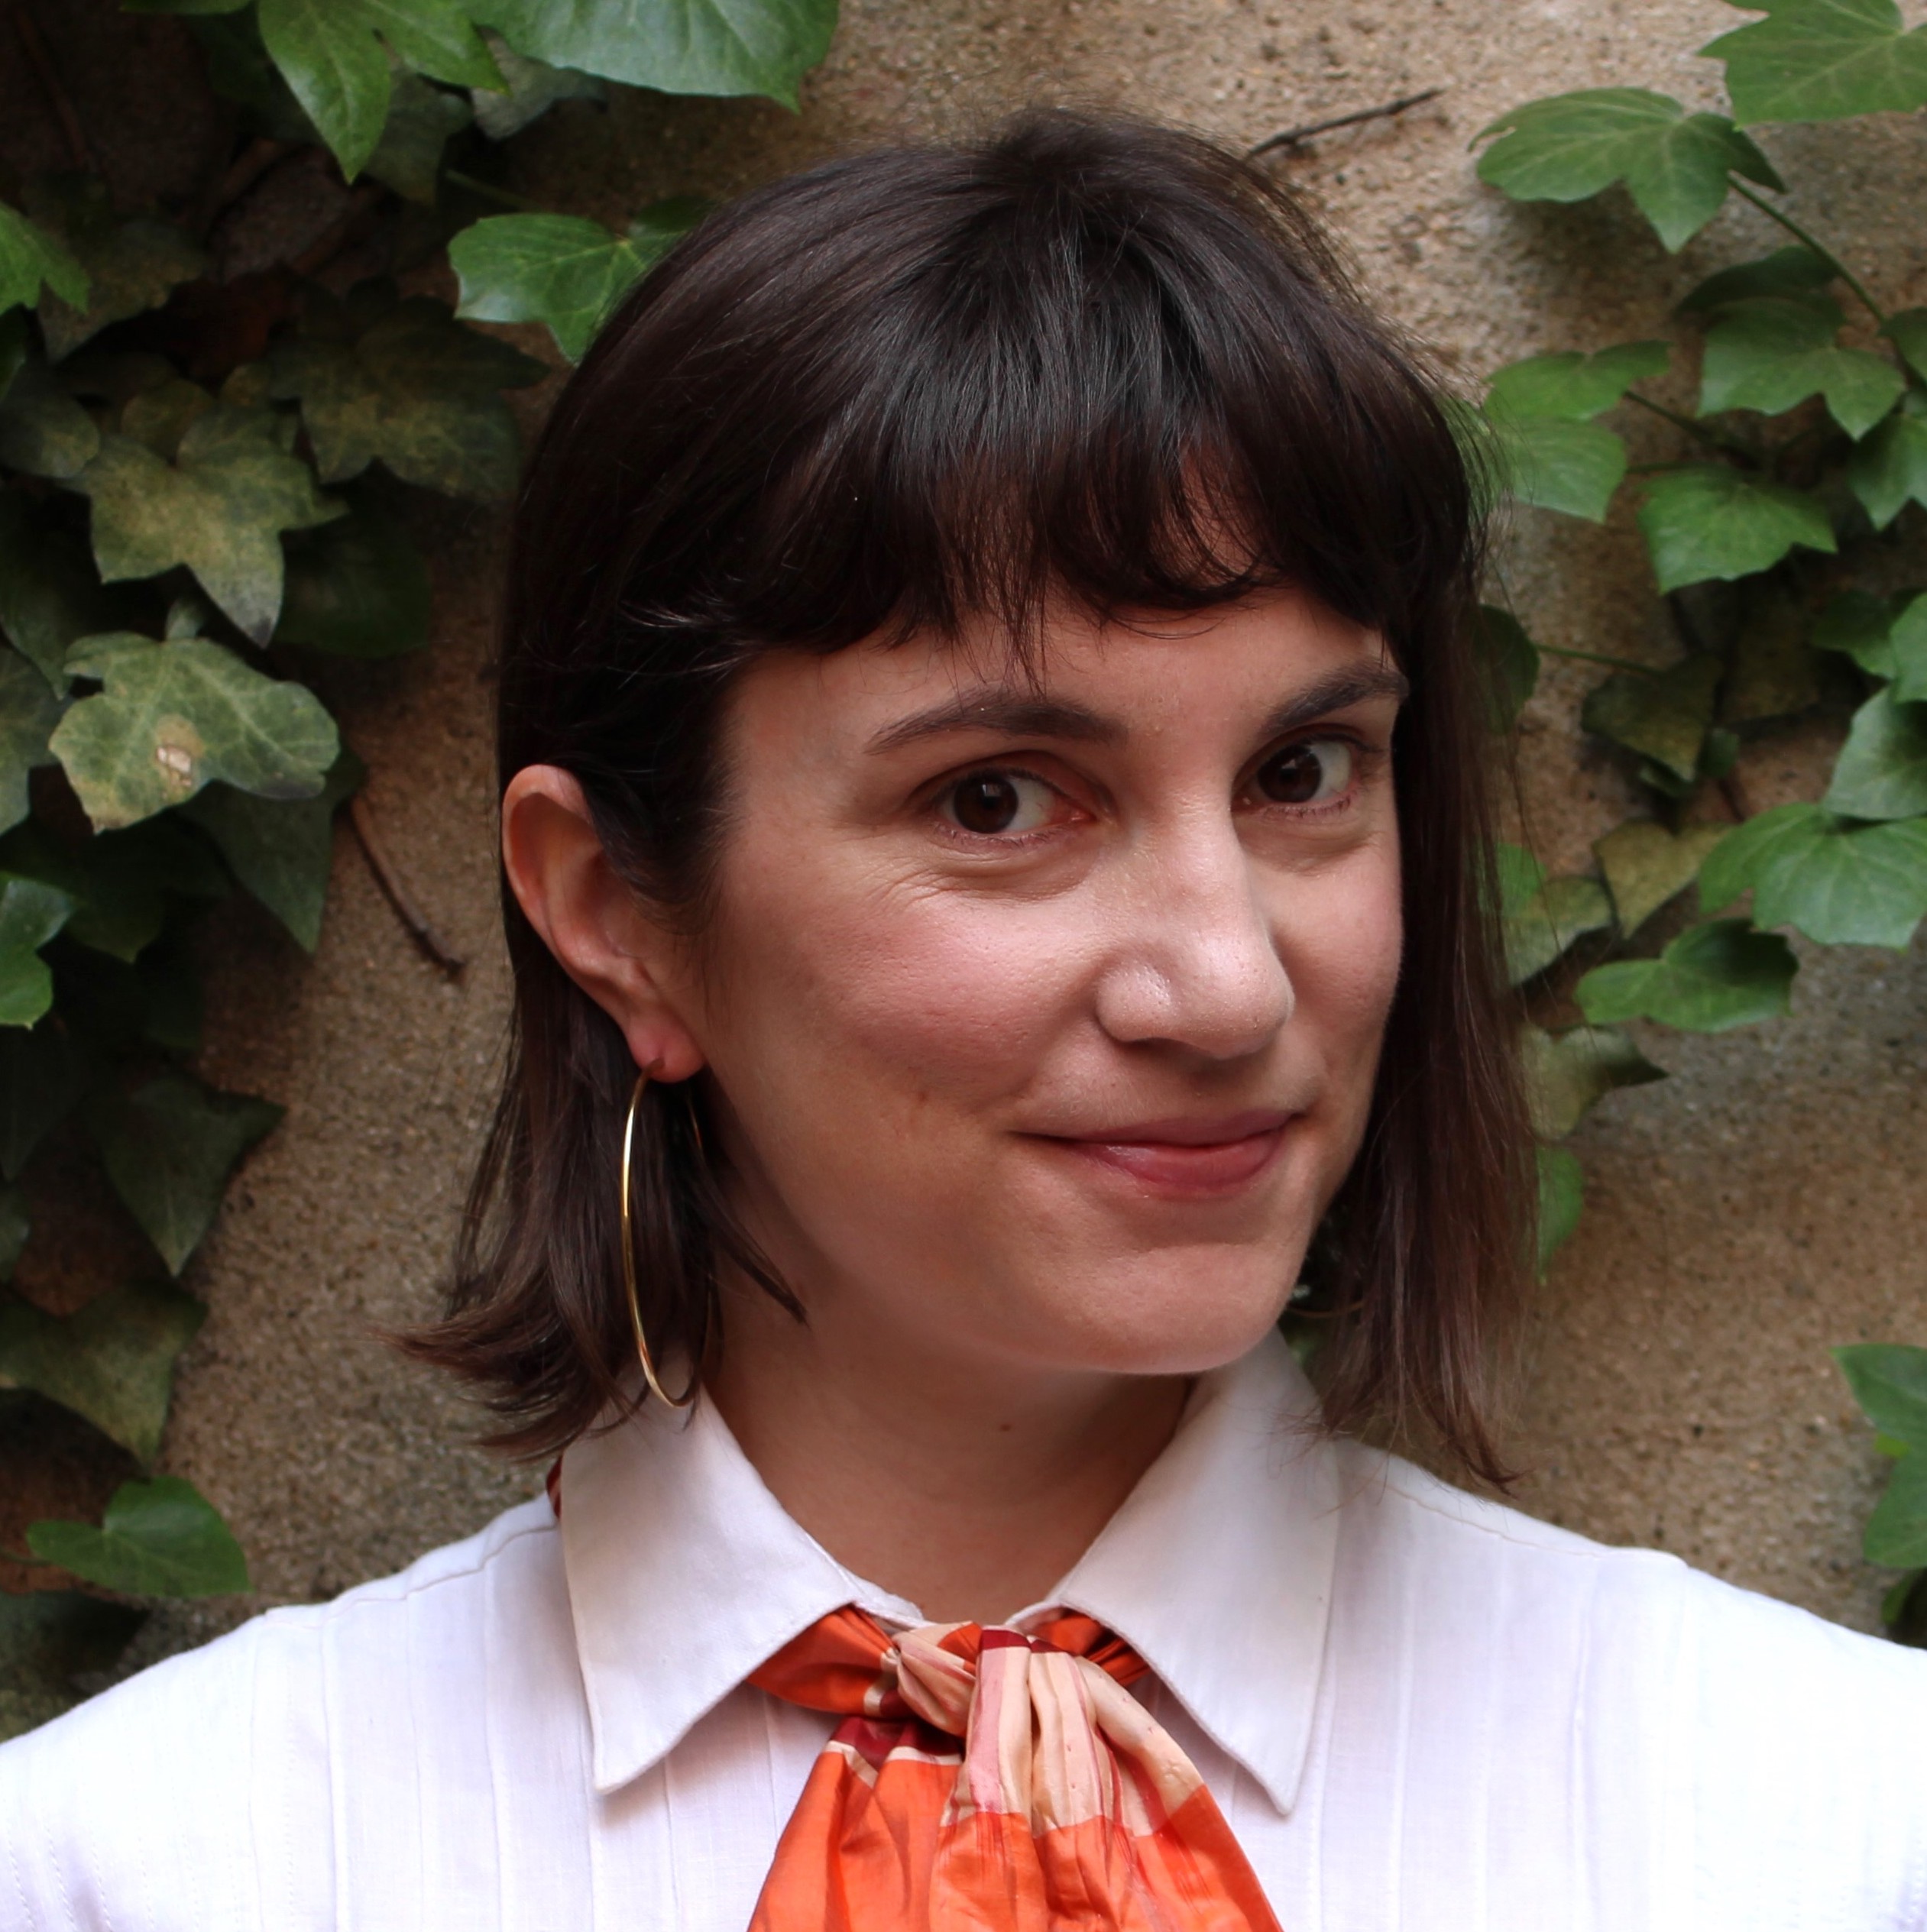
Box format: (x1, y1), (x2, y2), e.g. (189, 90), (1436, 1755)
(866, 660), (1410, 756)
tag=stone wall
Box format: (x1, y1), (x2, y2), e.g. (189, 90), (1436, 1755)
(11, 0), (1926, 1670)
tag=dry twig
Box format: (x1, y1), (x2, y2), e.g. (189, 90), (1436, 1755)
(12, 0), (97, 176)
(1249, 87), (1445, 160)
(349, 793), (467, 977)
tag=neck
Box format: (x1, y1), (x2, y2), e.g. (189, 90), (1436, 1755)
(705, 1277), (1189, 1626)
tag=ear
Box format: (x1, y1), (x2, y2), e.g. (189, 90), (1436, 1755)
(500, 765), (706, 1083)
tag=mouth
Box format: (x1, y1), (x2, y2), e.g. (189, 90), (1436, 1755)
(1028, 1109), (1297, 1198)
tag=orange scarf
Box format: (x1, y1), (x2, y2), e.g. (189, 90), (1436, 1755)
(747, 1606), (1283, 1931)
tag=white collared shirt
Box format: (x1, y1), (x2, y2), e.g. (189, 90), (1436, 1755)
(3, 1331), (1925, 1930)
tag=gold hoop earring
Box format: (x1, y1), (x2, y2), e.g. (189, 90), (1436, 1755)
(620, 1068), (699, 1409)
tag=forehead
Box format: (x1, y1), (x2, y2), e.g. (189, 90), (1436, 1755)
(735, 589), (1395, 754)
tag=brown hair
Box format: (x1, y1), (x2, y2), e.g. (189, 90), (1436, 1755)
(406, 111), (1534, 1485)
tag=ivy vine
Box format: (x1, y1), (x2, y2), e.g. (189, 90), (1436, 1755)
(1472, 0), (1927, 1639)
(0, 0), (835, 1736)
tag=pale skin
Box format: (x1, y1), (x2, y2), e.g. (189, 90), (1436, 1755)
(502, 588), (1405, 1623)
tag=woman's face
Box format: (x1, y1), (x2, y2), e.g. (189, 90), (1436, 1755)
(677, 589), (1405, 1382)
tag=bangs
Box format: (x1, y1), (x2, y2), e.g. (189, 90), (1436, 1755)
(578, 113), (1479, 668)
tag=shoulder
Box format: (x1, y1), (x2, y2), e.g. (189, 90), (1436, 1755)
(0, 1496), (563, 1932)
(1329, 1442), (1927, 1918)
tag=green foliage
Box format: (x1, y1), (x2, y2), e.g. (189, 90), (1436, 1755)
(0, 207), (89, 316)
(1637, 468), (1837, 593)
(1576, 919), (1797, 1031)
(0, 1280), (203, 1463)
(268, 284), (546, 499)
(1703, 0), (1927, 126)
(89, 1073), (283, 1274)
(0, 1591), (144, 1741)
(471, 0), (838, 105)
(0, 0), (837, 1719)
(28, 1475), (249, 1597)
(1474, 89), (1781, 251)
(1837, 1346), (1927, 1588)
(450, 199), (702, 359)
(52, 624), (339, 831)
(67, 400), (344, 643)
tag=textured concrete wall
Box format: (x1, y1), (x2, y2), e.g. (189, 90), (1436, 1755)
(12, 0), (1926, 1671)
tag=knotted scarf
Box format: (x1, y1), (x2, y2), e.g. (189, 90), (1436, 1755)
(746, 1606), (1283, 1931)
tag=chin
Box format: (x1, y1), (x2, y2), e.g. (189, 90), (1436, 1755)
(1024, 1246), (1307, 1380)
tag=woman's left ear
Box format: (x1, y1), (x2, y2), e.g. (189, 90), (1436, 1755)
(500, 765), (707, 1083)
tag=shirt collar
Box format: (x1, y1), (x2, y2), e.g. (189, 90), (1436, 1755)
(557, 1328), (1337, 1813)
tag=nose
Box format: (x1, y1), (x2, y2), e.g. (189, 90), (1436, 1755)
(1092, 811), (1294, 1060)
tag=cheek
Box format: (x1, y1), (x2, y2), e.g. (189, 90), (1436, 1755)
(1282, 846), (1404, 1083)
(707, 853), (1092, 1130)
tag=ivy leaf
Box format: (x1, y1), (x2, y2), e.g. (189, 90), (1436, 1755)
(28, 1474), (249, 1597)
(25, 181), (206, 364)
(1490, 416), (1627, 521)
(449, 200), (702, 361)
(0, 1025), (91, 1178)
(470, 0), (839, 106)
(0, 357), (101, 480)
(1725, 579), (1821, 722)
(0, 649), (65, 837)
(1473, 89), (1783, 251)
(1474, 604), (1539, 732)
(0, 204), (89, 316)
(0, 1185), (27, 1279)
(1702, 0), (1927, 125)
(0, 502), (131, 691)
(1594, 818), (1730, 935)
(1537, 1144), (1584, 1275)
(365, 70), (474, 205)
(469, 34), (604, 139)
(51, 628), (338, 832)
(1484, 341), (1671, 422)
(1888, 597), (1927, 707)
(0, 877), (75, 1027)
(1836, 1343), (1927, 1452)
(1883, 309), (1927, 382)
(1862, 1453), (1927, 1569)
(276, 493), (430, 657)
(257, 0), (502, 180)
(1498, 843), (1614, 985)
(1698, 293), (1904, 438)
(0, 1280), (204, 1463)
(183, 750), (363, 951)
(1521, 1021), (1666, 1139)
(0, 1591), (144, 1743)
(1676, 244), (1834, 313)
(1699, 800), (1927, 945)
(1848, 397), (1927, 529)
(1637, 466), (1835, 593)
(1580, 652), (1722, 782)
(1813, 586), (1912, 676)
(0, 815), (228, 963)
(1825, 685), (1927, 820)
(1577, 918), (1797, 1032)
(88, 1072), (281, 1274)
(68, 400), (342, 642)
(269, 287), (546, 500)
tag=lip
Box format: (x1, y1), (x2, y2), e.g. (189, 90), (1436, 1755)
(1029, 1108), (1296, 1198)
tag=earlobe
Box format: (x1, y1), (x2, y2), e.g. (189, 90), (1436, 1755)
(500, 765), (707, 1083)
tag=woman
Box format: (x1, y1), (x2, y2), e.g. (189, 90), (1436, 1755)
(2, 113), (1922, 1930)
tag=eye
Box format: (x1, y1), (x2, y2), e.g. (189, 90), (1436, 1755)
(940, 769), (1059, 837)
(1253, 739), (1354, 807)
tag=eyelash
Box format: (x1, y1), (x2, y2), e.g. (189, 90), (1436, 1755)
(927, 732), (1378, 846)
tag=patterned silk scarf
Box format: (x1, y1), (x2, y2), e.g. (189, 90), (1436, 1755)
(747, 1605), (1284, 1931)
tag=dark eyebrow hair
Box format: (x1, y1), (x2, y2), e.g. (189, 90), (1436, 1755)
(1255, 661), (1410, 739)
(866, 659), (1408, 756)
(867, 692), (1124, 754)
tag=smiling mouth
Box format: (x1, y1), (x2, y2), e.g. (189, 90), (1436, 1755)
(1030, 1110), (1296, 1197)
